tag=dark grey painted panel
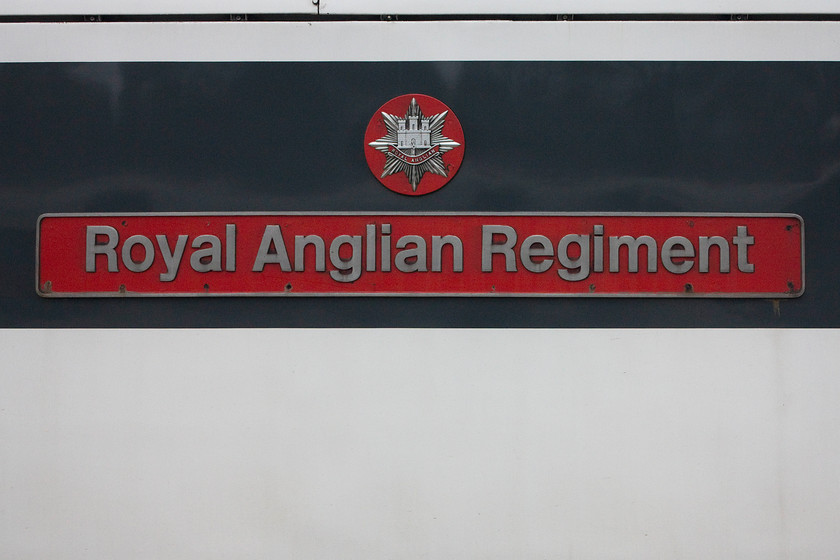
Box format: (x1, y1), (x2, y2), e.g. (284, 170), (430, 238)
(1, 62), (838, 326)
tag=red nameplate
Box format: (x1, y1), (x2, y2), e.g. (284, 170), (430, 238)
(37, 213), (804, 297)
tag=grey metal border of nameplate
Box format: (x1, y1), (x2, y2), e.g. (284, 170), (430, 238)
(36, 212), (805, 299)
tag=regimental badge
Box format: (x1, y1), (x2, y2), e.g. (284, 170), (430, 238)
(364, 94), (465, 196)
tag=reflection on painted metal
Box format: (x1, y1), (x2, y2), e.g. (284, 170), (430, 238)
(37, 213), (804, 298)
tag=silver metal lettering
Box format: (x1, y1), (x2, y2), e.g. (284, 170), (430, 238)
(85, 225), (119, 272)
(366, 224), (376, 272)
(557, 234), (590, 281)
(699, 236), (730, 273)
(122, 234), (155, 273)
(661, 236), (695, 274)
(294, 235), (326, 272)
(155, 234), (188, 282)
(395, 235), (427, 272)
(190, 235), (222, 272)
(252, 225), (291, 272)
(733, 225), (755, 273)
(593, 224), (604, 272)
(381, 223), (391, 272)
(431, 235), (463, 272)
(520, 235), (553, 273)
(609, 235), (657, 273)
(329, 235), (362, 282)
(481, 225), (517, 272)
(225, 224), (236, 272)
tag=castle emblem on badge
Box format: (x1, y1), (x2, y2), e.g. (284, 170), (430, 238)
(364, 94), (465, 196)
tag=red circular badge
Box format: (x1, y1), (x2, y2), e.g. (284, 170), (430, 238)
(364, 94), (465, 196)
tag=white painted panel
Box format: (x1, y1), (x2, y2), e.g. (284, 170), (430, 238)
(320, 0), (840, 15)
(0, 0), (315, 15)
(2, 0), (839, 16)
(2, 20), (840, 62)
(1, 329), (838, 558)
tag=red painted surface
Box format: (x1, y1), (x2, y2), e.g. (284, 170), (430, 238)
(37, 213), (803, 297)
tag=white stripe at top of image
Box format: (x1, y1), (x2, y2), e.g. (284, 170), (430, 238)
(2, 19), (840, 62)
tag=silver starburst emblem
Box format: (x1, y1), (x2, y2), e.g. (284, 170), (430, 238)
(368, 97), (461, 191)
